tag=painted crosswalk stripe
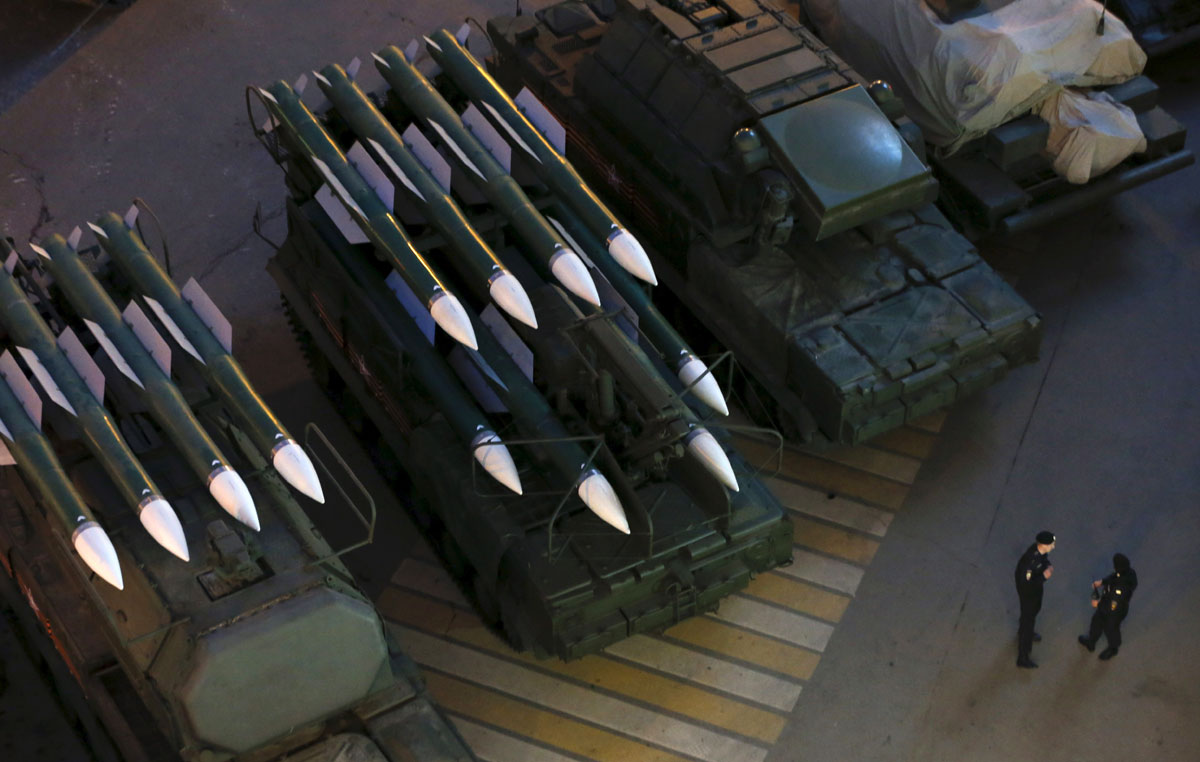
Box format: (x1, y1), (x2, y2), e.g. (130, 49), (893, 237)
(867, 425), (940, 459)
(813, 443), (923, 484)
(662, 617), (821, 681)
(380, 587), (787, 743)
(766, 476), (893, 536)
(394, 624), (771, 762)
(603, 636), (804, 712)
(452, 716), (583, 762)
(777, 549), (866, 595)
(743, 573), (850, 623)
(790, 515), (881, 565)
(428, 673), (695, 762)
(710, 596), (834, 652)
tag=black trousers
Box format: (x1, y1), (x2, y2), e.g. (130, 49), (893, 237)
(1087, 607), (1127, 650)
(1017, 590), (1043, 659)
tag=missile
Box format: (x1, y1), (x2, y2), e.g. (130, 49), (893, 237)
(0, 262), (189, 561)
(312, 64), (539, 329)
(370, 47), (602, 307)
(255, 80), (480, 349)
(684, 428), (740, 492)
(88, 213), (325, 505)
(545, 203), (729, 417)
(36, 234), (259, 530)
(0, 349), (123, 589)
(312, 202), (523, 495)
(423, 30), (657, 285)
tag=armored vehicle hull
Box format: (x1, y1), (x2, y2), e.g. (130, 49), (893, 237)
(0, 233), (475, 762)
(488, 0), (1044, 445)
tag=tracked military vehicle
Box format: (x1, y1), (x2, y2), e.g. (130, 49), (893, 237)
(251, 40), (793, 661)
(487, 0), (1043, 444)
(0, 231), (475, 762)
(1107, 0), (1200, 55)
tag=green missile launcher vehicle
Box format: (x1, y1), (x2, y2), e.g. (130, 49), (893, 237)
(252, 43), (793, 661)
(0, 233), (475, 762)
(486, 0), (1044, 444)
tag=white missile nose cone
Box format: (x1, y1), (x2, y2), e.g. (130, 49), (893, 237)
(577, 471), (630, 534)
(273, 441), (325, 504)
(489, 272), (538, 329)
(472, 431), (523, 495)
(429, 292), (478, 350)
(210, 469), (260, 531)
(686, 429), (740, 492)
(607, 229), (657, 286)
(74, 523), (123, 590)
(551, 250), (602, 307)
(139, 499), (191, 562)
(678, 357), (729, 416)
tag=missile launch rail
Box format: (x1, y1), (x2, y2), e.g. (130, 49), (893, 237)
(487, 0), (1044, 444)
(0, 234), (476, 762)
(253, 45), (793, 661)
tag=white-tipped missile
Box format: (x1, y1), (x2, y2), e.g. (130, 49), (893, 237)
(577, 469), (630, 534)
(607, 229), (657, 285)
(74, 523), (123, 590)
(550, 247), (602, 307)
(209, 466), (260, 531)
(428, 291), (478, 350)
(677, 355), (729, 416)
(488, 271), (538, 329)
(139, 497), (190, 562)
(272, 439), (325, 504)
(684, 428), (740, 492)
(472, 430), (523, 495)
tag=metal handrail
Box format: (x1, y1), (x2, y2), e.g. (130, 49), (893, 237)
(301, 421), (377, 566)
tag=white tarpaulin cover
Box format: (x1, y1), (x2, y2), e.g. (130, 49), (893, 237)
(1039, 89), (1146, 183)
(803, 0), (1148, 173)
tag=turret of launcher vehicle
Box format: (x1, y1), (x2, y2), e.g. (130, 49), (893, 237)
(0, 252), (189, 561)
(311, 61), (602, 309)
(87, 212), (325, 505)
(377, 38), (730, 418)
(255, 80), (501, 347)
(0, 346), (123, 589)
(33, 233), (260, 530)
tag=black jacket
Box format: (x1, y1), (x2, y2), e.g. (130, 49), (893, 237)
(1097, 568), (1138, 615)
(1015, 544), (1051, 597)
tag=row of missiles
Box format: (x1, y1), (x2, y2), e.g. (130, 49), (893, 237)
(0, 219), (325, 590)
(256, 29), (738, 535)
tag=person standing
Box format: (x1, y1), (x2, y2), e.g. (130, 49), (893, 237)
(1079, 553), (1137, 661)
(1014, 530), (1056, 668)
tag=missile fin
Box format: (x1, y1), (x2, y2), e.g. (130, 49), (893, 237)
(29, 243), (50, 260)
(545, 216), (595, 268)
(404, 39), (420, 60)
(480, 304), (533, 381)
(314, 184), (369, 244)
(426, 119), (487, 182)
(372, 51), (391, 69)
(422, 35), (442, 53)
(367, 138), (426, 203)
(310, 157), (366, 217)
(4, 250), (17, 274)
(480, 101), (540, 163)
(346, 56), (362, 81)
(125, 300), (175, 373)
(83, 319), (144, 389)
(401, 124), (451, 194)
(384, 271), (435, 345)
(0, 350), (43, 428)
(514, 87), (566, 155)
(346, 141), (396, 211)
(256, 87), (279, 104)
(181, 278), (233, 354)
(312, 70), (331, 88)
(455, 22), (471, 45)
(67, 226), (83, 251)
(462, 104), (511, 172)
(15, 347), (75, 417)
(87, 222), (109, 239)
(57, 327), (105, 403)
(0, 437), (14, 466)
(293, 73), (308, 94)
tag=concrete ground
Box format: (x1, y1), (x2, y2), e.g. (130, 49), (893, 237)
(0, 2), (1197, 761)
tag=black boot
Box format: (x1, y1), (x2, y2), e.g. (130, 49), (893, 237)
(1017, 657), (1038, 668)
(1078, 635), (1095, 652)
(1099, 647), (1118, 661)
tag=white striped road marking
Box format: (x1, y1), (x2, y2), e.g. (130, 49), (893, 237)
(391, 624), (770, 762)
(765, 476), (893, 536)
(451, 717), (582, 762)
(711, 596), (834, 652)
(603, 635), (803, 712)
(777, 549), (866, 596)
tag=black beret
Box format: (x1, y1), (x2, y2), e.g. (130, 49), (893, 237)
(1113, 553), (1130, 571)
(1036, 531), (1056, 545)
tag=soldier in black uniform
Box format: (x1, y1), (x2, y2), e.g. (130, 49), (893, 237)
(1079, 553), (1137, 660)
(1014, 530), (1056, 668)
